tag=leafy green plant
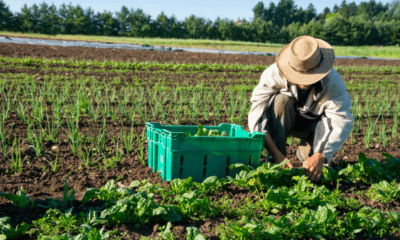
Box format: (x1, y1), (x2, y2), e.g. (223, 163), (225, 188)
(343, 207), (395, 238)
(367, 180), (400, 204)
(228, 160), (302, 191)
(382, 153), (400, 177)
(100, 191), (181, 226)
(195, 176), (225, 196)
(188, 124), (229, 137)
(0, 186), (32, 208)
(338, 153), (392, 184)
(186, 226), (207, 240)
(31, 208), (79, 237)
(79, 210), (108, 227)
(41, 224), (119, 240)
(216, 216), (266, 240)
(174, 191), (222, 220)
(0, 217), (30, 239)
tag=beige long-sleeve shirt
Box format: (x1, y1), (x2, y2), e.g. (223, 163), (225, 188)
(248, 63), (354, 164)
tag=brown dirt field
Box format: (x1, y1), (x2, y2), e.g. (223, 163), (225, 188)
(1, 42), (400, 67)
(0, 43), (399, 239)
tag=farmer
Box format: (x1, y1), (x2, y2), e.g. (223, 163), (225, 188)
(248, 35), (354, 182)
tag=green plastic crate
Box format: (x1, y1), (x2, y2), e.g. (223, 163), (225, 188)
(146, 122), (265, 182)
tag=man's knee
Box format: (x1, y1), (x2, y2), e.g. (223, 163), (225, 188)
(273, 94), (295, 117)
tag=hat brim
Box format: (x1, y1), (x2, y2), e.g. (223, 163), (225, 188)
(276, 38), (335, 85)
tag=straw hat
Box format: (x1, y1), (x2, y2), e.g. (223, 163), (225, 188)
(276, 35), (335, 85)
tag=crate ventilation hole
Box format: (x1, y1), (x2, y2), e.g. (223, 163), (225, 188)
(179, 155), (184, 178)
(226, 156), (230, 175)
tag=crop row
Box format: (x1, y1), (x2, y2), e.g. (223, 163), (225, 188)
(1, 56), (400, 73)
(1, 153), (400, 239)
(1, 74), (400, 120)
(2, 63), (399, 95)
(0, 56), (266, 72)
(0, 79), (399, 168)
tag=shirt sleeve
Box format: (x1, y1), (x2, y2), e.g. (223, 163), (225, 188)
(248, 64), (286, 133)
(313, 92), (354, 165)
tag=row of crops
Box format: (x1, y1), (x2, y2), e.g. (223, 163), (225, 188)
(0, 55), (400, 239)
(1, 154), (400, 239)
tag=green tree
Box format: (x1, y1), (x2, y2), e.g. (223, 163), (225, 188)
(348, 1), (358, 17)
(264, 2), (276, 23)
(389, 0), (400, 20)
(116, 6), (130, 36)
(294, 7), (306, 24)
(317, 7), (331, 20)
(127, 8), (152, 37)
(183, 15), (210, 39)
(356, 0), (389, 20)
(154, 11), (170, 38)
(19, 4), (33, 32)
(214, 17), (234, 40)
(338, 0), (350, 18)
(59, 3), (75, 34)
(47, 4), (60, 35)
(305, 3), (317, 23)
(71, 5), (87, 34)
(251, 18), (275, 42)
(37, 2), (49, 33)
(96, 11), (119, 36)
(84, 7), (97, 35)
(274, 0), (297, 27)
(0, 0), (13, 30)
(252, 1), (265, 20)
(333, 4), (340, 13)
(169, 15), (184, 38)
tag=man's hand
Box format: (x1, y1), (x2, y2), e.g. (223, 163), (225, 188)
(275, 156), (294, 169)
(302, 152), (326, 181)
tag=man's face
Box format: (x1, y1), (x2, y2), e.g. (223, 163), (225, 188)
(297, 84), (312, 91)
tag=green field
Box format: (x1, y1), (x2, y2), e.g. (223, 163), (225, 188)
(0, 52), (400, 239)
(1, 31), (400, 59)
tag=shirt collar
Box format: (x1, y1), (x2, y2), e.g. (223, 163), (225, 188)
(313, 80), (324, 101)
(285, 79), (324, 101)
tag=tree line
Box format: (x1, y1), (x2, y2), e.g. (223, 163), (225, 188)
(0, 0), (399, 46)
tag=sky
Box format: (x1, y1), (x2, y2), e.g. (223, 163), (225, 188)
(4, 0), (395, 21)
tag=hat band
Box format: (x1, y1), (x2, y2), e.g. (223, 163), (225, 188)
(289, 51), (324, 73)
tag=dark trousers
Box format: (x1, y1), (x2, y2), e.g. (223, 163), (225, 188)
(260, 93), (323, 160)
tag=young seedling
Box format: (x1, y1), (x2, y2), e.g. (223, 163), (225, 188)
(135, 128), (146, 165)
(79, 142), (105, 167)
(0, 120), (14, 158)
(62, 177), (76, 205)
(26, 122), (46, 157)
(120, 120), (136, 153)
(45, 145), (61, 172)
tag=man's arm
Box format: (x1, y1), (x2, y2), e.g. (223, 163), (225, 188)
(264, 133), (293, 168)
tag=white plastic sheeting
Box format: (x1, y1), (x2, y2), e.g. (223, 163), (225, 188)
(0, 36), (398, 60)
